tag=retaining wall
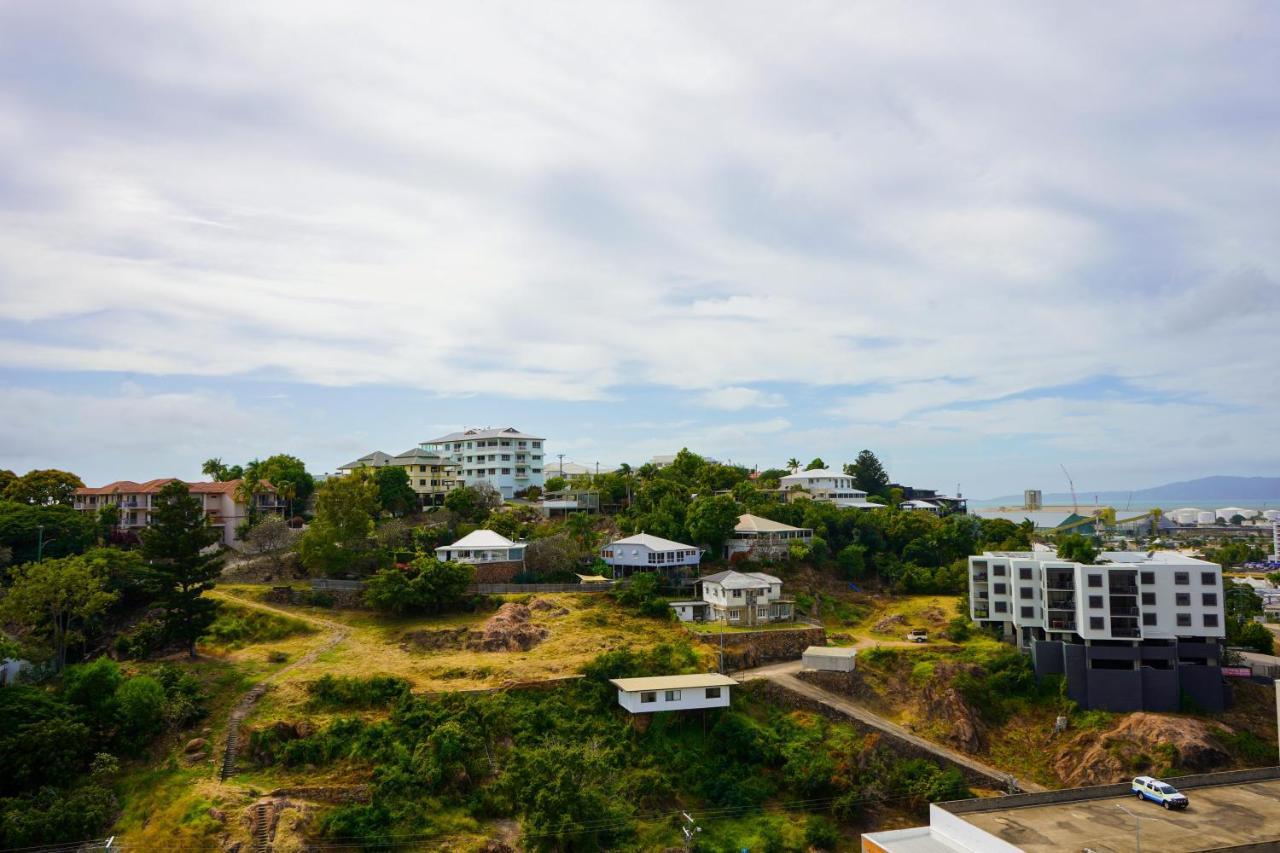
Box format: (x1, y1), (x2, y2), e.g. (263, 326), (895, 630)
(699, 626), (826, 668)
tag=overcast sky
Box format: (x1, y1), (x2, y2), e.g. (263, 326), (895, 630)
(1, 2), (1277, 497)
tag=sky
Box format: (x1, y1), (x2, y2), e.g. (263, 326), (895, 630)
(1, 2), (1278, 498)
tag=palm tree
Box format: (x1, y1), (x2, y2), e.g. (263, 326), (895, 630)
(786, 457), (800, 472)
(277, 480), (298, 518)
(234, 460), (265, 526)
(202, 457), (227, 481)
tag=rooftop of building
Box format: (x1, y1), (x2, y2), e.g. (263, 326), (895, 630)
(609, 673), (738, 692)
(76, 478), (274, 496)
(337, 450), (394, 470)
(392, 446), (456, 463)
(438, 530), (523, 549)
(980, 549), (1216, 567)
(607, 532), (698, 552)
(425, 426), (544, 443)
(778, 468), (859, 482)
(698, 569), (782, 588)
(734, 513), (811, 534)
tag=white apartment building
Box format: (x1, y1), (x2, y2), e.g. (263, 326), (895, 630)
(74, 479), (284, 546)
(969, 549), (1227, 712)
(600, 533), (702, 579)
(778, 469), (880, 508)
(422, 427), (545, 499)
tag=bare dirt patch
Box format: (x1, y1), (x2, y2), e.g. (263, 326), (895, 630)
(1053, 713), (1233, 786)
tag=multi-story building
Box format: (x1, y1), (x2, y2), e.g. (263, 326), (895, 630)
(778, 469), (880, 508)
(422, 427), (546, 499)
(969, 549), (1227, 711)
(337, 447), (460, 507)
(73, 479), (284, 546)
(697, 570), (794, 625)
(600, 533), (702, 579)
(725, 514), (812, 560)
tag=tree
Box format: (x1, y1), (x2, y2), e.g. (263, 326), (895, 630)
(234, 459), (266, 527)
(1055, 532), (1098, 564)
(804, 458), (826, 471)
(524, 534), (583, 579)
(0, 555), (118, 670)
(139, 481), (223, 657)
(245, 517), (297, 574)
(786, 458), (801, 471)
(201, 458), (229, 481)
(115, 675), (166, 753)
(686, 494), (741, 556)
(95, 505), (120, 542)
(443, 483), (503, 523)
(297, 474), (379, 576)
(256, 454), (316, 512)
(374, 466), (418, 516)
(846, 450), (889, 496)
(363, 556), (473, 615)
(543, 476), (568, 493)
(3, 470), (84, 506)
(564, 512), (597, 551)
(0, 501), (97, 566)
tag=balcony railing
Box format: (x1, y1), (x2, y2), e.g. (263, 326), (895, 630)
(1109, 585), (1139, 596)
(1110, 606), (1140, 617)
(973, 609), (989, 619)
(972, 573), (988, 582)
(1112, 627), (1141, 638)
(1048, 618), (1077, 631)
(1046, 580), (1075, 591)
(1047, 599), (1076, 611)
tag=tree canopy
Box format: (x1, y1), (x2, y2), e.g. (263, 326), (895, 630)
(845, 450), (889, 496)
(139, 481), (223, 657)
(2, 469), (84, 506)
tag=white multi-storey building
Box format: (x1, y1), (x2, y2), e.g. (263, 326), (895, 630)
(421, 427), (546, 499)
(778, 469), (880, 508)
(969, 549), (1227, 712)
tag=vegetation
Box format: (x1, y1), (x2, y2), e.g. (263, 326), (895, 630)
(139, 481), (224, 657)
(1, 468), (85, 506)
(1054, 532), (1098, 564)
(0, 499), (98, 567)
(298, 473), (380, 575)
(0, 554), (118, 670)
(363, 556), (475, 615)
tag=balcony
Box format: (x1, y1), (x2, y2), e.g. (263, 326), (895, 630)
(1112, 627), (1141, 638)
(972, 573), (988, 582)
(973, 609), (990, 619)
(1048, 617), (1077, 631)
(975, 591), (990, 600)
(1108, 585), (1139, 596)
(1109, 606), (1140, 617)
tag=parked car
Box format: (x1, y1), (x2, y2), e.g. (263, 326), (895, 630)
(906, 628), (928, 643)
(1131, 776), (1189, 809)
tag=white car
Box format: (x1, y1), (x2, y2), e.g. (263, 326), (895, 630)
(1131, 776), (1188, 810)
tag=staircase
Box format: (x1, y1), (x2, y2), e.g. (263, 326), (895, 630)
(251, 801), (271, 852)
(220, 683), (267, 780)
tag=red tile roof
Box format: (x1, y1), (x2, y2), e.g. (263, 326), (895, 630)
(75, 478), (276, 496)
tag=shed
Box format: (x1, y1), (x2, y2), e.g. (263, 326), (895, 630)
(668, 600), (709, 622)
(802, 646), (856, 672)
(609, 673), (737, 713)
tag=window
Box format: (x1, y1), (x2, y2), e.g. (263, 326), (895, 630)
(993, 564), (1006, 576)
(1140, 571), (1155, 585)
(1176, 613), (1192, 627)
(1090, 617), (1105, 630)
(1142, 592), (1156, 605)
(1089, 595), (1103, 608)
(419, 479), (426, 486)
(1202, 593), (1217, 607)
(1019, 567), (1032, 580)
(705, 687), (721, 699)
(732, 589), (742, 598)
(1020, 606), (1034, 618)
(1143, 613), (1157, 625)
(993, 583), (1007, 595)
(1204, 614), (1219, 628)
(640, 691), (656, 704)
(1175, 593), (1190, 607)
(757, 606), (769, 619)
(728, 609), (741, 622)
(1020, 587), (1033, 600)
(1174, 572), (1189, 586)
(1201, 572), (1216, 585)
(664, 689), (681, 702)
(1087, 575), (1102, 588)
(994, 602), (1007, 613)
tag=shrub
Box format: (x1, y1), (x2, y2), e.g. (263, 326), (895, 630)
(201, 607), (312, 649)
(114, 618), (168, 659)
(116, 675), (166, 752)
(307, 674), (411, 710)
(364, 557), (473, 615)
(805, 816), (839, 851)
(942, 617), (972, 643)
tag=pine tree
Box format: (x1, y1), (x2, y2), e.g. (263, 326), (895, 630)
(140, 480), (223, 657)
(847, 449), (890, 497)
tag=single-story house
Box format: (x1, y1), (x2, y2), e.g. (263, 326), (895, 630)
(600, 533), (702, 579)
(698, 570), (793, 626)
(802, 646), (857, 672)
(726, 514), (813, 560)
(435, 530), (526, 583)
(609, 673), (738, 713)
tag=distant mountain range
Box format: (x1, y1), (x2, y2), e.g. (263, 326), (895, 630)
(984, 475), (1280, 505)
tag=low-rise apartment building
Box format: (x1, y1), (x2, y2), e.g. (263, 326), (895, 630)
(778, 469), (880, 508)
(969, 549), (1227, 711)
(73, 479), (284, 546)
(423, 427), (546, 499)
(337, 448), (460, 508)
(698, 570), (793, 625)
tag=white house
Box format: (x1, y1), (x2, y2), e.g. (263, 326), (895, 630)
(422, 427), (546, 499)
(609, 673), (738, 713)
(899, 499), (941, 513)
(697, 570), (793, 625)
(435, 529), (527, 565)
(726, 514), (813, 560)
(802, 646), (857, 672)
(778, 469), (880, 508)
(600, 533), (702, 579)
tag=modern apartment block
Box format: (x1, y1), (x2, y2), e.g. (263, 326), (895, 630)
(422, 427), (545, 499)
(73, 479), (284, 546)
(337, 447), (461, 508)
(969, 549), (1227, 712)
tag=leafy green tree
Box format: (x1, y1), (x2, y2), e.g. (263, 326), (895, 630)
(115, 675), (166, 752)
(363, 556), (473, 615)
(95, 504), (120, 542)
(564, 512), (597, 551)
(139, 481), (223, 657)
(543, 476), (568, 493)
(298, 473), (379, 576)
(508, 742), (634, 851)
(1055, 532), (1098, 564)
(374, 466), (418, 516)
(804, 457), (826, 471)
(252, 454), (315, 512)
(836, 543), (867, 579)
(612, 571), (670, 618)
(0, 555), (118, 670)
(202, 458), (229, 481)
(846, 449), (889, 496)
(443, 483), (503, 523)
(0, 501), (97, 565)
(786, 457), (800, 471)
(0, 469), (16, 495)
(686, 494), (741, 556)
(2, 469), (84, 506)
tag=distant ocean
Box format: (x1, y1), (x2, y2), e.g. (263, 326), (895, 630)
(968, 498), (1280, 513)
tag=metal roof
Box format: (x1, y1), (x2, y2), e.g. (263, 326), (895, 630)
(803, 645), (857, 658)
(607, 533), (697, 551)
(734, 513), (810, 534)
(698, 569), (781, 588)
(437, 530), (522, 549)
(609, 673), (738, 692)
(425, 426), (544, 443)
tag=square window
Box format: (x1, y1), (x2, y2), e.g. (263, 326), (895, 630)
(1175, 593), (1190, 607)
(664, 689), (681, 702)
(993, 564), (1006, 576)
(1142, 613), (1157, 625)
(1140, 571), (1155, 585)
(1019, 587), (1033, 600)
(640, 691), (656, 704)
(705, 687), (721, 699)
(1176, 613), (1192, 627)
(1089, 617), (1105, 630)
(1019, 567), (1032, 580)
(994, 602), (1007, 613)
(1087, 575), (1102, 588)
(1204, 614), (1219, 628)
(1141, 592), (1156, 606)
(1020, 606), (1034, 618)
(1174, 572), (1189, 586)
(1202, 593), (1217, 606)
(1201, 572), (1216, 585)
(1089, 595), (1103, 608)
(993, 583), (1007, 595)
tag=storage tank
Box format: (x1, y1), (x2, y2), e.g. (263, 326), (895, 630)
(1262, 510), (1280, 521)
(1169, 508), (1201, 525)
(1197, 511), (1217, 525)
(1217, 507), (1259, 520)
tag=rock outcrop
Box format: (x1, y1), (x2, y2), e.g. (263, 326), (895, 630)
(1052, 712), (1233, 787)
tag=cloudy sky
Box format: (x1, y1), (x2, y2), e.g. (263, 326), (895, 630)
(1, 2), (1277, 497)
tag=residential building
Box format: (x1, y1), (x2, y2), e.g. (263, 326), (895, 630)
(435, 529), (526, 583)
(73, 479), (284, 546)
(697, 570), (793, 625)
(778, 469), (880, 508)
(609, 673), (737, 713)
(422, 427), (546, 499)
(969, 549), (1227, 711)
(539, 488), (601, 517)
(802, 646), (856, 672)
(862, 767), (1280, 852)
(336, 451), (394, 472)
(600, 533), (701, 579)
(726, 514), (812, 560)
(899, 499), (941, 513)
(888, 484), (968, 514)
(546, 460), (614, 480)
(337, 448), (460, 508)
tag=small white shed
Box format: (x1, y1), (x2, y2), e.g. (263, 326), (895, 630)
(609, 673), (738, 713)
(802, 646), (856, 672)
(668, 600), (709, 622)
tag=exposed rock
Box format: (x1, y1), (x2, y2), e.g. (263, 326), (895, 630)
(919, 606), (947, 625)
(872, 614), (907, 633)
(401, 626), (470, 651)
(1053, 713), (1233, 787)
(209, 807), (227, 823)
(528, 598), (569, 617)
(183, 751), (208, 765)
(476, 603), (550, 651)
(184, 737), (208, 754)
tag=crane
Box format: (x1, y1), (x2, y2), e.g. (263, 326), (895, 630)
(1061, 464), (1079, 514)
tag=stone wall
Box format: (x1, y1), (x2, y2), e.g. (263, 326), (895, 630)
(696, 626), (826, 668)
(471, 560), (523, 584)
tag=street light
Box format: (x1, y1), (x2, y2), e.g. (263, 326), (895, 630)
(1116, 803), (1165, 853)
(35, 525), (56, 562)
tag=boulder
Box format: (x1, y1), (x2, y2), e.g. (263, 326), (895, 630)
(872, 614), (906, 633)
(184, 737), (208, 754)
(1053, 713), (1233, 787)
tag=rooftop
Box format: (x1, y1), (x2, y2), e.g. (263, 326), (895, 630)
(76, 478), (274, 496)
(699, 569), (781, 588)
(803, 645), (857, 658)
(337, 450), (394, 470)
(734, 513), (810, 534)
(609, 673), (738, 692)
(425, 426), (544, 443)
(608, 532), (698, 552)
(438, 530), (522, 549)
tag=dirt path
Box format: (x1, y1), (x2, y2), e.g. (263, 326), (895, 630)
(211, 590), (350, 782)
(738, 660), (1048, 793)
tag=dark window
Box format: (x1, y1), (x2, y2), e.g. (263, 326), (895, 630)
(1089, 617), (1105, 630)
(1089, 595), (1103, 608)
(1202, 593), (1217, 607)
(1175, 593), (1190, 607)
(993, 583), (1007, 595)
(1140, 571), (1155, 585)
(993, 564), (1006, 577)
(705, 687), (721, 699)
(1020, 606), (1034, 618)
(1019, 567), (1032, 580)
(1201, 572), (1216, 585)
(1142, 613), (1157, 625)
(1174, 572), (1189, 586)
(1020, 587), (1033, 600)
(1176, 613), (1192, 627)
(1203, 614), (1219, 628)
(1087, 575), (1102, 588)
(994, 601), (1007, 613)
(1141, 592), (1156, 606)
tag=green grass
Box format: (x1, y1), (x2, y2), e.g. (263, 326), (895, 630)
(200, 604), (316, 650)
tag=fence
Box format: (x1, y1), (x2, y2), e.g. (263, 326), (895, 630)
(470, 582), (615, 594)
(310, 578), (366, 592)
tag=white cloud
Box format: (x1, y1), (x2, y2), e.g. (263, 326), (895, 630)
(698, 386), (787, 411)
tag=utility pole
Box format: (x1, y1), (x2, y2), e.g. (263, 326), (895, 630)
(558, 453), (565, 479)
(681, 811), (701, 852)
(36, 525), (54, 561)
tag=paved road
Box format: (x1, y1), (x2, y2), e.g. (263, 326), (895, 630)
(737, 659), (1048, 793)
